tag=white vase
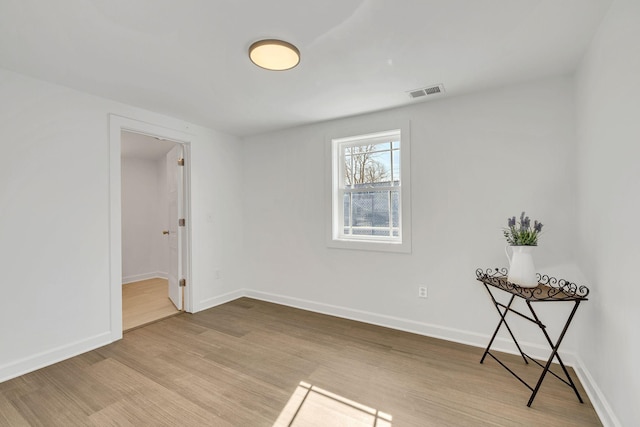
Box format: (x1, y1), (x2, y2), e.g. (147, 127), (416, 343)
(505, 245), (538, 288)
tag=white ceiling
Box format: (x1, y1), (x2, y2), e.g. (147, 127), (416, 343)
(0, 0), (611, 137)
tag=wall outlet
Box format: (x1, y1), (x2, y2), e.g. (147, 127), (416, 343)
(418, 286), (428, 298)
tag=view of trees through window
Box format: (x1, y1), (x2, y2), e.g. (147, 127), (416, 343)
(343, 141), (399, 186)
(341, 140), (400, 238)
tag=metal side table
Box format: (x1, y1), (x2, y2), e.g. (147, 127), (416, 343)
(475, 268), (590, 407)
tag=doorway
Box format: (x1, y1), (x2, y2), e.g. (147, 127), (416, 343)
(108, 115), (192, 338)
(121, 131), (186, 330)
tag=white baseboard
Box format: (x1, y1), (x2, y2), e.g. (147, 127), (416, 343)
(122, 271), (168, 285)
(0, 332), (113, 383)
(196, 289), (246, 312)
(574, 356), (621, 427)
(241, 289), (576, 366)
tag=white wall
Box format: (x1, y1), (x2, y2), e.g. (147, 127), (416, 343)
(121, 156), (167, 283)
(242, 75), (581, 358)
(575, 0), (640, 425)
(190, 127), (246, 311)
(0, 68), (244, 381)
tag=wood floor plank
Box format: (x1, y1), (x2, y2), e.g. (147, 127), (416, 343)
(8, 384), (90, 427)
(0, 394), (29, 427)
(33, 357), (120, 415)
(0, 297), (602, 426)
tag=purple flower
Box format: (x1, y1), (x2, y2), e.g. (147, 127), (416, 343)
(504, 211), (543, 245)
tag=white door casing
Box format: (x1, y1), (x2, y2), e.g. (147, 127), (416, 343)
(109, 114), (192, 340)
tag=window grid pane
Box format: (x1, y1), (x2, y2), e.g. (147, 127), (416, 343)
(392, 148), (400, 183)
(342, 189), (399, 238)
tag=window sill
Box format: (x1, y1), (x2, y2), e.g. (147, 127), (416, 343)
(327, 237), (411, 254)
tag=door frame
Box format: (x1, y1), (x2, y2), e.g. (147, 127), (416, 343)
(109, 114), (193, 340)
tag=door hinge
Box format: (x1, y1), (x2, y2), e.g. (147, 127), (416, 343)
(179, 278), (186, 287)
(178, 158), (184, 166)
(178, 218), (186, 227)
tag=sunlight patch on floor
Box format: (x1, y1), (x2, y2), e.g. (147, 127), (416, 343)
(274, 381), (392, 426)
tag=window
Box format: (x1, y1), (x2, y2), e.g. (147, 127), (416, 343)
(328, 126), (411, 252)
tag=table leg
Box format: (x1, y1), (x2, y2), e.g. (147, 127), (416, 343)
(526, 300), (583, 407)
(481, 289), (527, 365)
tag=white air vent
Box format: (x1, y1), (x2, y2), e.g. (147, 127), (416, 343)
(408, 84), (445, 99)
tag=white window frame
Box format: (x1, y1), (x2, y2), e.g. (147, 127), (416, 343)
(326, 121), (411, 253)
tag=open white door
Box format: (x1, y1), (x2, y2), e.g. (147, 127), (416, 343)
(166, 144), (184, 310)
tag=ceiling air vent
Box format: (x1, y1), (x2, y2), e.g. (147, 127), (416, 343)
(408, 84), (445, 99)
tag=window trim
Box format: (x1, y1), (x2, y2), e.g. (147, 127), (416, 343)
(326, 120), (412, 253)
(337, 130), (401, 242)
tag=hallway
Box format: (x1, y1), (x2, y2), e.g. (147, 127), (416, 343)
(122, 278), (180, 331)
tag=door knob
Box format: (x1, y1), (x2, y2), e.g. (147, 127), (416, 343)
(162, 230), (170, 235)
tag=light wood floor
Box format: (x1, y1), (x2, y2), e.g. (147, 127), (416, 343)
(0, 298), (601, 426)
(122, 278), (180, 332)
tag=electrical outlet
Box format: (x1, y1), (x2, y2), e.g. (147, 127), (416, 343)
(418, 286), (428, 298)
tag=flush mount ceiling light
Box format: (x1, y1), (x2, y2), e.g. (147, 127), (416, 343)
(249, 39), (300, 71)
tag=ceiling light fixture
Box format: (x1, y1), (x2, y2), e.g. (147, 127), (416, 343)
(249, 39), (300, 71)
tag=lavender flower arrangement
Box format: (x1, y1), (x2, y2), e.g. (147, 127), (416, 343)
(503, 212), (543, 246)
